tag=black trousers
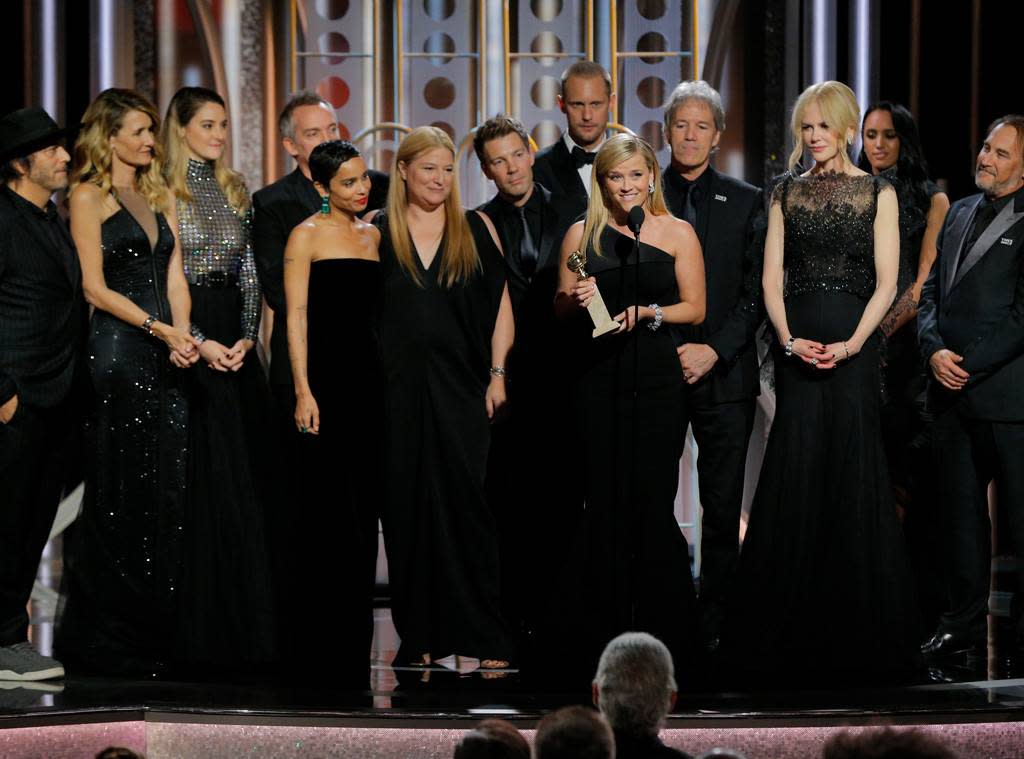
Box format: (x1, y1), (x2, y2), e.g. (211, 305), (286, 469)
(932, 404), (1024, 640)
(0, 399), (74, 646)
(682, 381), (756, 633)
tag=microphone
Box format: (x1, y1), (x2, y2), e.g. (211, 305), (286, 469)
(627, 206), (645, 236)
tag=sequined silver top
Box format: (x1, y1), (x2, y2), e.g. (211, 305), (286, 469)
(773, 172), (892, 300)
(177, 159), (261, 342)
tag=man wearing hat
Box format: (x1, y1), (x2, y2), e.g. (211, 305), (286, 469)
(0, 107), (82, 681)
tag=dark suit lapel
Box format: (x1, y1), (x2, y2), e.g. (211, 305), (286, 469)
(553, 141), (587, 198)
(944, 198), (981, 296)
(699, 169), (723, 251)
(288, 168), (320, 213)
(12, 202), (76, 287)
(952, 201), (1024, 290)
(536, 185), (560, 270)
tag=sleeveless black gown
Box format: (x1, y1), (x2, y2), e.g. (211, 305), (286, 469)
(543, 226), (698, 682)
(374, 210), (511, 664)
(56, 208), (188, 676)
(285, 258), (382, 684)
(724, 173), (923, 685)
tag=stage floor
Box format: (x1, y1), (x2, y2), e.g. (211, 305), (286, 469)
(4, 540), (1024, 757)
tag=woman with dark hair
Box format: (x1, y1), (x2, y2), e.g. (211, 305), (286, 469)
(282, 139), (382, 683)
(366, 126), (514, 670)
(57, 88), (199, 675)
(161, 86), (275, 673)
(858, 102), (950, 510)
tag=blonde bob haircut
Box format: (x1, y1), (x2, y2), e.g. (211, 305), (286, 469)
(788, 80), (860, 171)
(581, 133), (670, 259)
(161, 87), (249, 215)
(70, 88), (168, 212)
(387, 126), (478, 288)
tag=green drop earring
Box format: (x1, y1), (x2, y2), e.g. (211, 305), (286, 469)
(320, 195), (330, 214)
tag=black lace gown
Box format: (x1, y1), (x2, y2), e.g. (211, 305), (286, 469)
(724, 174), (923, 685)
(56, 208), (188, 677)
(543, 226), (698, 682)
(374, 210), (511, 664)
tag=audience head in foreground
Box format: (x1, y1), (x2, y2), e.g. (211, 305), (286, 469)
(593, 631), (678, 736)
(822, 728), (956, 759)
(533, 705), (615, 759)
(452, 718), (529, 759)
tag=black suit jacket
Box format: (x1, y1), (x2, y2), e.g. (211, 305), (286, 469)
(918, 190), (1024, 421)
(0, 187), (84, 408)
(533, 139), (589, 224)
(251, 167), (389, 387)
(478, 183), (566, 313)
(252, 168), (320, 386)
(662, 166), (764, 403)
(478, 183), (569, 394)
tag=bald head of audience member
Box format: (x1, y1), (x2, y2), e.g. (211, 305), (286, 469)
(533, 706), (615, 759)
(593, 632), (678, 737)
(453, 718), (530, 759)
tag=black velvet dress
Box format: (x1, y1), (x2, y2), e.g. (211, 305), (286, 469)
(374, 210), (511, 664)
(56, 208), (188, 676)
(725, 173), (923, 685)
(287, 258), (382, 684)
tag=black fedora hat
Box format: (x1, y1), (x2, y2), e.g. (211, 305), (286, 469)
(0, 107), (71, 164)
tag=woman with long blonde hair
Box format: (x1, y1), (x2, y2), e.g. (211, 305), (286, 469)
(549, 133), (705, 678)
(724, 81), (921, 684)
(366, 126), (515, 669)
(55, 88), (199, 676)
(159, 85), (275, 673)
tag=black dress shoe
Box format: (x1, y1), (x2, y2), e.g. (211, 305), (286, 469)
(920, 631), (985, 660)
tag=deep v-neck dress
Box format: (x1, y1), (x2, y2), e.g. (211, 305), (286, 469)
(56, 205), (189, 676)
(373, 210), (511, 662)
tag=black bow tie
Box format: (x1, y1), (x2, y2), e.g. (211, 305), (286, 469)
(572, 146), (596, 168)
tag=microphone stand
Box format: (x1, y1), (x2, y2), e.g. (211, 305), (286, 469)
(628, 211), (643, 631)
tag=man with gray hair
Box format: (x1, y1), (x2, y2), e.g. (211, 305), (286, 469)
(661, 81), (764, 655)
(592, 632), (693, 759)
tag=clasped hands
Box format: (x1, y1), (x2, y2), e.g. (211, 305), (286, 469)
(196, 338), (254, 372)
(788, 337), (858, 370)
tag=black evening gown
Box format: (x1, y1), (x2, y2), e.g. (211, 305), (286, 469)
(725, 173), (923, 685)
(374, 210), (511, 664)
(286, 258), (382, 684)
(544, 226), (698, 682)
(174, 161), (276, 674)
(56, 209), (188, 676)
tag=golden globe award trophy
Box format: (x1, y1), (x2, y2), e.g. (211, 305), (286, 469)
(567, 251), (621, 338)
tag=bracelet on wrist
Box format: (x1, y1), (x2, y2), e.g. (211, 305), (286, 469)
(784, 336), (795, 357)
(647, 303), (663, 332)
(489, 366), (506, 378)
(141, 315), (157, 335)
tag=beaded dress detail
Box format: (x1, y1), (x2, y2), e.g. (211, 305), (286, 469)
(177, 159), (261, 343)
(56, 203), (188, 676)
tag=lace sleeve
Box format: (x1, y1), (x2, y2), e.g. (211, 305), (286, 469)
(239, 207), (262, 343)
